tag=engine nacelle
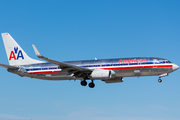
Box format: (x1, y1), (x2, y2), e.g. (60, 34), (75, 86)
(103, 77), (123, 83)
(90, 69), (116, 79)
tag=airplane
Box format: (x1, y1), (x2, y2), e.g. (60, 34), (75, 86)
(0, 33), (179, 88)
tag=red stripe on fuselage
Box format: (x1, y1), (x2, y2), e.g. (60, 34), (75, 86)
(102, 64), (172, 70)
(28, 64), (172, 74)
(28, 70), (61, 74)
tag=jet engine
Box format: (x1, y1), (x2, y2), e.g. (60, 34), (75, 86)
(90, 69), (116, 79)
(102, 77), (123, 83)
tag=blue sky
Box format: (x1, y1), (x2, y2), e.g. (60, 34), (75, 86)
(0, 0), (180, 120)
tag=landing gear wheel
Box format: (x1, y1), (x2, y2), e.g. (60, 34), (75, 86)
(81, 80), (87, 86)
(89, 81), (95, 88)
(158, 79), (162, 83)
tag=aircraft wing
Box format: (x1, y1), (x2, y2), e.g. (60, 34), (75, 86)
(0, 63), (19, 69)
(32, 45), (92, 73)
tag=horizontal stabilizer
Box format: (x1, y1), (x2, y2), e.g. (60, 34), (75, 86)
(0, 63), (19, 69)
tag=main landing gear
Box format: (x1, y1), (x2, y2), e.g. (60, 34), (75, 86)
(81, 80), (87, 86)
(80, 80), (95, 88)
(89, 80), (95, 88)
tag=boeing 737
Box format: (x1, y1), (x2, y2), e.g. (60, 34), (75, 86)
(0, 33), (179, 88)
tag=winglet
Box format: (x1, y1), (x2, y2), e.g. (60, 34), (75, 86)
(32, 44), (42, 57)
(32, 45), (92, 72)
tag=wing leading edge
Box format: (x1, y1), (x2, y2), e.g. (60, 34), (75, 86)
(32, 45), (92, 73)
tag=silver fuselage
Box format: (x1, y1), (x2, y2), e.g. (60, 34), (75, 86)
(9, 57), (178, 81)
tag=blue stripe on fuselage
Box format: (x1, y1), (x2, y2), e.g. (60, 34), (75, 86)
(23, 62), (167, 72)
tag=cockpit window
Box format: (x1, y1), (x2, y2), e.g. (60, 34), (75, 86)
(163, 60), (171, 63)
(167, 61), (171, 63)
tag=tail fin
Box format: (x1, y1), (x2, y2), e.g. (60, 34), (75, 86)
(1, 33), (44, 66)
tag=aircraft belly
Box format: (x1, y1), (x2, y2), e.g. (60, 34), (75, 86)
(34, 75), (74, 80)
(12, 71), (74, 80)
(151, 68), (173, 75)
(114, 68), (150, 77)
(32, 72), (74, 80)
(114, 67), (172, 77)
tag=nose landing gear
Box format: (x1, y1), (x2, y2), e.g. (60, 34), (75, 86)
(158, 73), (168, 83)
(158, 77), (162, 83)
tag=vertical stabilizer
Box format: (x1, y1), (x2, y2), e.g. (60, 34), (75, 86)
(1, 33), (45, 66)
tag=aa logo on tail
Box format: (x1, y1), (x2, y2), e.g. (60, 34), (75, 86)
(9, 47), (24, 60)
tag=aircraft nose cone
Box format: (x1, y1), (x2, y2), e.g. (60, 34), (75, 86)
(173, 64), (179, 70)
